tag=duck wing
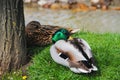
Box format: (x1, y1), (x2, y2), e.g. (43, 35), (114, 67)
(70, 38), (98, 71)
(70, 38), (93, 59)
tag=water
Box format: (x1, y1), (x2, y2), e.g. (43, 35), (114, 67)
(24, 4), (120, 33)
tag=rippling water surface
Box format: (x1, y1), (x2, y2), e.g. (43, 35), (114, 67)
(24, 4), (120, 33)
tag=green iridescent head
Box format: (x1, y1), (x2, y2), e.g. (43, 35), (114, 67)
(52, 28), (70, 43)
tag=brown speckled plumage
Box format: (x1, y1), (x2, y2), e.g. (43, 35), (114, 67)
(25, 21), (75, 47)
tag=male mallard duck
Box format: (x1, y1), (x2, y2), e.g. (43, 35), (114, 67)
(50, 28), (98, 73)
(25, 21), (79, 47)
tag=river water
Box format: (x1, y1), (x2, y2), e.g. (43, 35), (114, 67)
(24, 4), (120, 33)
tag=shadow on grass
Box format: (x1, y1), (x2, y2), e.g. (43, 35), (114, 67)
(74, 69), (101, 78)
(21, 45), (50, 75)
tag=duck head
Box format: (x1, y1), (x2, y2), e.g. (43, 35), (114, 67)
(52, 28), (70, 43)
(25, 21), (41, 32)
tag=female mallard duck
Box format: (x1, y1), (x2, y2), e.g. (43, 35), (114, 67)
(25, 21), (79, 47)
(50, 28), (98, 73)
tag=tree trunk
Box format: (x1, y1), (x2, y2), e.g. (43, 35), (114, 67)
(0, 0), (26, 76)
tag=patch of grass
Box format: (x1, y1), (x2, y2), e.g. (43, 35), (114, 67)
(1, 70), (23, 80)
(2, 32), (120, 80)
(27, 31), (120, 80)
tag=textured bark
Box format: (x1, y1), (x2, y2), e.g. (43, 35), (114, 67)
(0, 0), (26, 75)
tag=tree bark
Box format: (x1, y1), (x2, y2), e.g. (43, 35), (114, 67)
(0, 0), (26, 75)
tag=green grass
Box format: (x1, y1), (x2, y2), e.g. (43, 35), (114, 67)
(2, 31), (120, 80)
(1, 71), (23, 80)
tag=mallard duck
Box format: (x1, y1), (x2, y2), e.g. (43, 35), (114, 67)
(50, 28), (98, 73)
(25, 21), (79, 47)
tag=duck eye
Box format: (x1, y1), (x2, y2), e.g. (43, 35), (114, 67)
(34, 25), (39, 29)
(64, 32), (68, 35)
